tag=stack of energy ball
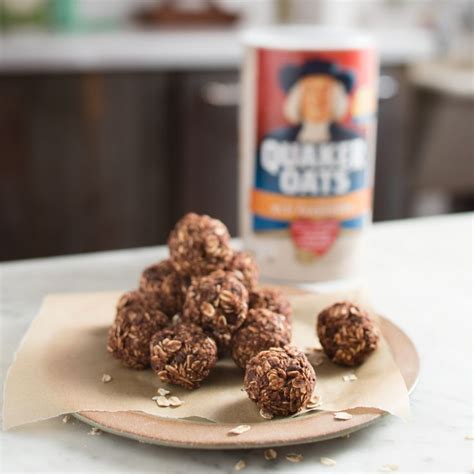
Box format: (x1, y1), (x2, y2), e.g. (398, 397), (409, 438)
(107, 213), (379, 416)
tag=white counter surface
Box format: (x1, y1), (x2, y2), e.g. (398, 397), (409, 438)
(0, 27), (437, 73)
(1, 213), (472, 472)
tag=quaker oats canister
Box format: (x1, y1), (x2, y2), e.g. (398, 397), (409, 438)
(240, 26), (378, 282)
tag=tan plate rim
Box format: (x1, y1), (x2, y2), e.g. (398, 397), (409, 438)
(73, 316), (419, 449)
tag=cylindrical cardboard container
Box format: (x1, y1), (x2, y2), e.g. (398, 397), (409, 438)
(240, 26), (378, 282)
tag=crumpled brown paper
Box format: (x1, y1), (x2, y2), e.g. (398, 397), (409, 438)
(3, 289), (410, 430)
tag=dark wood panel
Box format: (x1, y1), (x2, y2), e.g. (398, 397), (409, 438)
(169, 71), (239, 235)
(373, 66), (412, 221)
(0, 73), (170, 261)
(0, 76), (30, 259)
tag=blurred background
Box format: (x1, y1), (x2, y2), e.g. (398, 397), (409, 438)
(1, 0), (473, 261)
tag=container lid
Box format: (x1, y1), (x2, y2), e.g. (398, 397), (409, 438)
(241, 25), (374, 51)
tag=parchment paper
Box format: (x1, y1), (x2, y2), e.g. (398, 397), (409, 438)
(3, 289), (410, 430)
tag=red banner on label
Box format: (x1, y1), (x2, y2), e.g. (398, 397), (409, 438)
(290, 219), (340, 256)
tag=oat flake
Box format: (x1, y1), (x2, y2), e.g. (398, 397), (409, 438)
(264, 448), (277, 460)
(234, 459), (246, 471)
(285, 453), (303, 463)
(333, 411), (352, 421)
(379, 464), (399, 472)
(342, 373), (358, 382)
(228, 425), (251, 435)
(168, 396), (183, 407)
(171, 314), (180, 326)
(320, 457), (336, 466)
(155, 396), (171, 407)
(157, 388), (170, 396)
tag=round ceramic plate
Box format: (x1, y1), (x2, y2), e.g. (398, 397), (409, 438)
(74, 316), (419, 449)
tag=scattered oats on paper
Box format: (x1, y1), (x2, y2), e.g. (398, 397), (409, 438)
(155, 396), (171, 407)
(157, 388), (170, 396)
(62, 415), (70, 424)
(320, 457), (337, 466)
(87, 427), (102, 436)
(379, 464), (399, 472)
(168, 396), (184, 407)
(228, 425), (251, 435)
(264, 449), (277, 460)
(234, 459), (246, 471)
(333, 411), (353, 421)
(285, 453), (303, 463)
(342, 373), (358, 382)
(101, 374), (112, 383)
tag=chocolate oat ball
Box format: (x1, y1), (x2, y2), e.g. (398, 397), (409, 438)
(139, 259), (189, 317)
(150, 323), (218, 390)
(225, 250), (259, 291)
(168, 213), (233, 277)
(317, 301), (379, 367)
(107, 291), (169, 369)
(244, 345), (316, 416)
(249, 288), (292, 323)
(232, 309), (292, 369)
(182, 270), (248, 353)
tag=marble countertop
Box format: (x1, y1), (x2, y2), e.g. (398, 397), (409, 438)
(1, 213), (472, 472)
(0, 27), (437, 73)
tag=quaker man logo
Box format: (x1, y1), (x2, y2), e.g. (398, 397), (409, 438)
(276, 59), (357, 144)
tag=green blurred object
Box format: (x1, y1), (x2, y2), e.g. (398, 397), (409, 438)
(1, 0), (121, 32)
(48, 0), (78, 31)
(0, 0), (48, 29)
(48, 0), (118, 32)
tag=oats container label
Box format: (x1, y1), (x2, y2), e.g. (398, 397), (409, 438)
(240, 27), (378, 282)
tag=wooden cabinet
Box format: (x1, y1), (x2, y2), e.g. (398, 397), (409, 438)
(0, 71), (240, 260)
(373, 66), (412, 221)
(0, 73), (171, 260)
(169, 71), (239, 235)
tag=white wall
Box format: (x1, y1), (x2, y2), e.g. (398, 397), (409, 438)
(284, 0), (473, 32)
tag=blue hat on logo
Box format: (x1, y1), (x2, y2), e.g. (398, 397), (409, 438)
(279, 59), (355, 93)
